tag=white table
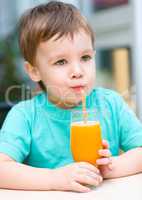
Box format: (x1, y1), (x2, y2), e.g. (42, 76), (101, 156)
(0, 173), (142, 200)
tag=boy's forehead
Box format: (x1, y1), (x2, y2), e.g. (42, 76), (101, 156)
(38, 31), (93, 54)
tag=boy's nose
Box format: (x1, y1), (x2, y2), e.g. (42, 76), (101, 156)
(70, 64), (83, 79)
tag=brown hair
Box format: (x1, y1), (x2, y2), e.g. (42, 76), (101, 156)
(19, 1), (95, 66)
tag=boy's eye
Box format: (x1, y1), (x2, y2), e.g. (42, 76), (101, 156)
(81, 55), (92, 61)
(54, 59), (67, 65)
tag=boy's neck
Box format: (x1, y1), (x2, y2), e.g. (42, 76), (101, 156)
(48, 95), (81, 110)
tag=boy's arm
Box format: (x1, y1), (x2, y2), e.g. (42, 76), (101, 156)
(0, 153), (103, 192)
(0, 153), (54, 190)
(98, 147), (142, 179)
(97, 91), (142, 179)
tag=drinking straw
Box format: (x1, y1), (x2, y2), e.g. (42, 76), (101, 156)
(81, 89), (88, 124)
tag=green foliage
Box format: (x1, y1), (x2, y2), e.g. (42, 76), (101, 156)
(0, 29), (22, 102)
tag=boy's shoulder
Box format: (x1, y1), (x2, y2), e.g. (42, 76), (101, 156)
(91, 87), (125, 111)
(92, 87), (122, 101)
(1, 92), (46, 132)
(8, 92), (45, 118)
(91, 87), (125, 116)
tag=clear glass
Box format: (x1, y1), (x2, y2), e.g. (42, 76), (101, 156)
(70, 109), (102, 165)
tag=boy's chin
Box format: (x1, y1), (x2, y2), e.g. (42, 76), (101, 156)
(62, 98), (82, 109)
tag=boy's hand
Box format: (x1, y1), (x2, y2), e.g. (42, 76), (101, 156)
(51, 162), (103, 193)
(96, 140), (113, 175)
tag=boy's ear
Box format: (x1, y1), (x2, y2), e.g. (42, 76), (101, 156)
(24, 61), (41, 82)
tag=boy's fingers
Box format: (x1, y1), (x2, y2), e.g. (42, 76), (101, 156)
(96, 157), (112, 165)
(98, 149), (111, 157)
(108, 163), (113, 170)
(102, 139), (109, 149)
(77, 174), (102, 187)
(72, 182), (91, 193)
(78, 162), (100, 174)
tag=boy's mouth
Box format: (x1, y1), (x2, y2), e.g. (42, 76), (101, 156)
(71, 85), (85, 93)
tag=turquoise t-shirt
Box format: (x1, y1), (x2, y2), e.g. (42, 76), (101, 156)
(0, 88), (142, 169)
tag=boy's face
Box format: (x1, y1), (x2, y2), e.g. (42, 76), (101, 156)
(28, 30), (96, 108)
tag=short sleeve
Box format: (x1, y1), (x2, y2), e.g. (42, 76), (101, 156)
(0, 104), (31, 163)
(115, 93), (142, 151)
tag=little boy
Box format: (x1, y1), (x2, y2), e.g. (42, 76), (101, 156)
(0, 1), (142, 193)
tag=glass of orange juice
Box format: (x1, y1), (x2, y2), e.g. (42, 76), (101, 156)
(70, 110), (102, 165)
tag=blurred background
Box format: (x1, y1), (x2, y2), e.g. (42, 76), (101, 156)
(0, 0), (142, 127)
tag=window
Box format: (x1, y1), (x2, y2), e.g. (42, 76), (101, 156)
(92, 0), (129, 11)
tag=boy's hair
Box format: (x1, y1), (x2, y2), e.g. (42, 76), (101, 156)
(19, 1), (95, 66)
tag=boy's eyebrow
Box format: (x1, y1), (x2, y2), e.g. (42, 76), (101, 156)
(80, 49), (95, 54)
(48, 53), (69, 62)
(48, 49), (95, 62)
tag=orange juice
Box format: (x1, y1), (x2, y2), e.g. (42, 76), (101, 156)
(71, 121), (102, 165)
